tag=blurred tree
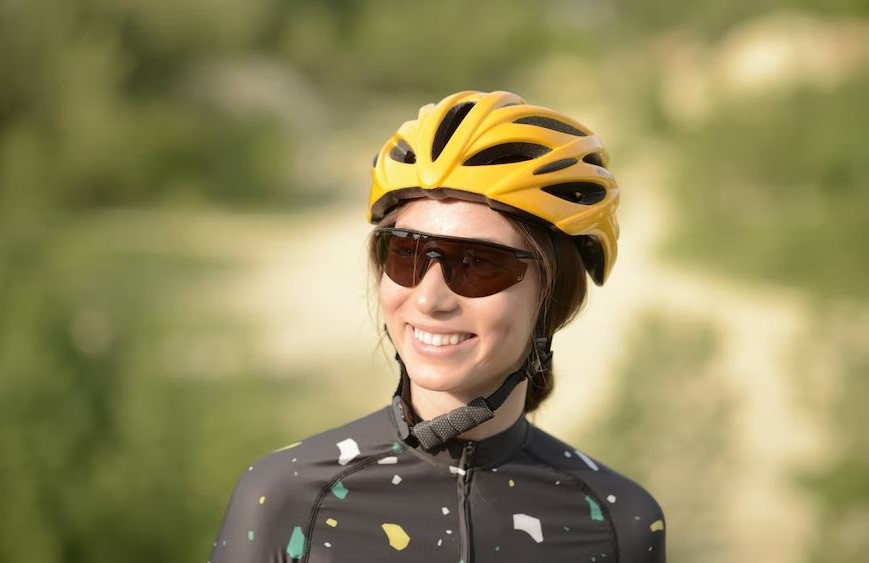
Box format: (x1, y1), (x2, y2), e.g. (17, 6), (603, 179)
(0, 0), (296, 213)
(273, 0), (551, 95)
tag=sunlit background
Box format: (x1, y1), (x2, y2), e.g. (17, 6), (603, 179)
(1, 1), (868, 562)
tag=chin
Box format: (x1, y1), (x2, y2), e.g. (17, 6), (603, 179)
(402, 358), (475, 392)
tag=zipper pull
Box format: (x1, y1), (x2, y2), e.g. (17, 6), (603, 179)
(461, 441), (476, 470)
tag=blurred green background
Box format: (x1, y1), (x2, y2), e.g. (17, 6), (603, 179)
(1, 1), (868, 561)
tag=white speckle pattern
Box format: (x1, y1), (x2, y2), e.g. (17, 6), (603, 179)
(513, 513), (544, 543)
(449, 466), (466, 476)
(564, 451), (572, 458)
(336, 438), (360, 466)
(391, 475), (402, 485)
(441, 507), (450, 515)
(446, 529), (453, 535)
(324, 542), (332, 548)
(555, 481), (561, 486)
(378, 456), (398, 464)
(607, 495), (617, 503)
(437, 539), (443, 547)
(575, 450), (600, 471)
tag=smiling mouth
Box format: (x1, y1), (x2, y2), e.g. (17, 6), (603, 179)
(412, 326), (474, 347)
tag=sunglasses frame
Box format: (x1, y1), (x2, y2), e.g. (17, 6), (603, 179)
(373, 227), (540, 298)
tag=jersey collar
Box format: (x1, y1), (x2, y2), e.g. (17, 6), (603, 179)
(390, 394), (529, 468)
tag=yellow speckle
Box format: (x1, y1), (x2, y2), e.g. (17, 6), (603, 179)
(381, 523), (410, 550)
(326, 518), (338, 527)
(508, 479), (515, 488)
(258, 496), (266, 505)
(274, 441), (302, 452)
(650, 520), (665, 532)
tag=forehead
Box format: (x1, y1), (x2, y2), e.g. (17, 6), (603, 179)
(392, 199), (525, 248)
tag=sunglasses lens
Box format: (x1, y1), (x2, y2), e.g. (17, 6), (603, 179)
(443, 241), (528, 297)
(379, 231), (424, 288)
(377, 230), (530, 298)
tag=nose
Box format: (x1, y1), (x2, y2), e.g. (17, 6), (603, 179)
(413, 259), (459, 315)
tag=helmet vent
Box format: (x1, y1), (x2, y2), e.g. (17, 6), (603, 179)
(542, 182), (606, 205)
(464, 143), (551, 166)
(389, 139), (417, 164)
(514, 116), (587, 137)
(582, 152), (604, 167)
(432, 102), (476, 161)
(533, 157), (578, 175)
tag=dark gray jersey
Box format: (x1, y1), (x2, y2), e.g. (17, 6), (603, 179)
(209, 406), (665, 563)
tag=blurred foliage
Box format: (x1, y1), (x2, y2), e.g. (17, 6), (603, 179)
(608, 0), (867, 39)
(575, 314), (736, 563)
(274, 0), (550, 94)
(0, 221), (330, 562)
(652, 34), (869, 561)
(664, 75), (869, 299)
(0, 2), (295, 213)
(794, 313), (869, 563)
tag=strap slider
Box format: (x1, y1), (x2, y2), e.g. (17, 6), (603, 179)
(391, 395), (412, 441)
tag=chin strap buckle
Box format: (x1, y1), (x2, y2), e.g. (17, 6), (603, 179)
(391, 395), (413, 441)
(533, 334), (553, 372)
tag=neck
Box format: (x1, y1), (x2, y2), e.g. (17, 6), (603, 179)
(408, 378), (528, 441)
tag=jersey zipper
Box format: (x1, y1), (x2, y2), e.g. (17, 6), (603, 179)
(457, 441), (475, 563)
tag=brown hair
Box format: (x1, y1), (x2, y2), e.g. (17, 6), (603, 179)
(368, 205), (588, 413)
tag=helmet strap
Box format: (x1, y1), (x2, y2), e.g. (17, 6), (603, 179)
(389, 323), (552, 450)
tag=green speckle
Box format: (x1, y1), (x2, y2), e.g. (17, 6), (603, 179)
(287, 527), (306, 558)
(392, 442), (404, 453)
(331, 480), (349, 500)
(585, 495), (604, 522)
(247, 530), (255, 541)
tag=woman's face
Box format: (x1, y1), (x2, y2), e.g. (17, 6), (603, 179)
(379, 199), (540, 400)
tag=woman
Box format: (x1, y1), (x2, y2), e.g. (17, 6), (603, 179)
(209, 91), (665, 563)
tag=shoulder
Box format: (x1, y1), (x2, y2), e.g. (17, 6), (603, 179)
(230, 406), (399, 510)
(210, 408), (400, 559)
(525, 425), (666, 562)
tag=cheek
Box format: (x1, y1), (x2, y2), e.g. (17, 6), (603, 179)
(378, 276), (406, 325)
(476, 281), (539, 342)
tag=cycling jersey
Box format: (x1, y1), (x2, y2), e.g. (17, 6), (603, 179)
(208, 403), (665, 563)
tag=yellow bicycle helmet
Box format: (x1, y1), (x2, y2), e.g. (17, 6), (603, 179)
(368, 90), (619, 285)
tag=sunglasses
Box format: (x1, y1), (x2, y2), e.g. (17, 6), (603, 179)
(373, 227), (539, 298)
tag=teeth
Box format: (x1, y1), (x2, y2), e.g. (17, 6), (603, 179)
(413, 327), (471, 347)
